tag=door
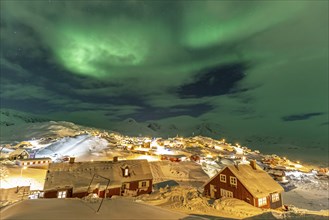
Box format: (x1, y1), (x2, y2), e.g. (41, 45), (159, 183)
(210, 184), (216, 198)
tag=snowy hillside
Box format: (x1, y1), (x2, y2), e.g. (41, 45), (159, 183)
(0, 120), (91, 144)
(0, 109), (49, 126)
(109, 115), (228, 139)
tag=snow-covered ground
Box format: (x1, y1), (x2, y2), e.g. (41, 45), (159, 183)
(36, 134), (108, 161)
(0, 197), (196, 220)
(1, 114), (328, 219)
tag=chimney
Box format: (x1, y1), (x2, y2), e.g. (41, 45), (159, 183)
(250, 160), (257, 170)
(234, 161), (240, 170)
(113, 156), (118, 162)
(69, 157), (75, 164)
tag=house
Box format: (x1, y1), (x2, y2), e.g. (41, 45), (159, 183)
(203, 160), (284, 209)
(41, 159), (153, 199)
(160, 154), (186, 162)
(15, 157), (52, 168)
(8, 149), (30, 160)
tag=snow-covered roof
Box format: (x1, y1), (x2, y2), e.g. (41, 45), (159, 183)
(18, 157), (52, 161)
(44, 159), (153, 191)
(226, 164), (284, 198)
(8, 148), (28, 156)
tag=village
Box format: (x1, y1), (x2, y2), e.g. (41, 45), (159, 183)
(0, 131), (328, 219)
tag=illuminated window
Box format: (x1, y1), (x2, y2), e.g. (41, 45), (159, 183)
(124, 168), (129, 177)
(220, 174), (226, 183)
(39, 192), (44, 198)
(271, 193), (280, 202)
(57, 191), (67, 198)
(230, 176), (237, 186)
(258, 197), (267, 207)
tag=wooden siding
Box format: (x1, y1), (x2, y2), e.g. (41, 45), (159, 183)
(44, 179), (152, 199)
(204, 167), (254, 206)
(44, 187), (72, 198)
(205, 167), (283, 209)
(270, 193), (283, 209)
(122, 179), (153, 196)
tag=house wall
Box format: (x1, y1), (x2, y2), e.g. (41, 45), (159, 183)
(124, 179), (153, 196)
(270, 193), (283, 209)
(254, 193), (282, 209)
(255, 196), (270, 209)
(44, 188), (73, 198)
(204, 167), (255, 206)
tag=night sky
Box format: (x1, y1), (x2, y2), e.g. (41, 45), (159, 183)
(1, 1), (328, 147)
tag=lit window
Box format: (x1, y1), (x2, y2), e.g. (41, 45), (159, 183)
(220, 174), (226, 183)
(271, 193), (280, 202)
(230, 176), (237, 186)
(142, 181), (147, 187)
(258, 197), (267, 207)
(39, 192), (44, 198)
(57, 191), (67, 198)
(124, 168), (129, 177)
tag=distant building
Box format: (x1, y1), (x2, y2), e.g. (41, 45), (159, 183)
(203, 161), (284, 209)
(8, 149), (30, 160)
(15, 158), (52, 168)
(42, 159), (153, 199)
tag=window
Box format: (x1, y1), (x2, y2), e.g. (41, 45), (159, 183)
(139, 180), (149, 188)
(271, 193), (280, 202)
(220, 174), (226, 183)
(123, 183), (130, 189)
(230, 176), (237, 186)
(57, 191), (67, 198)
(258, 197), (267, 207)
(220, 189), (233, 198)
(39, 192), (44, 198)
(124, 168), (129, 177)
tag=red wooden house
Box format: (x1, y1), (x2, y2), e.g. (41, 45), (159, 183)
(203, 161), (284, 209)
(42, 159), (153, 199)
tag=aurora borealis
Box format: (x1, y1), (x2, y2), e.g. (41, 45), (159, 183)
(0, 1), (328, 161)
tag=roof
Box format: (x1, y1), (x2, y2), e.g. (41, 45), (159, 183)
(44, 159), (153, 191)
(9, 148), (29, 156)
(18, 157), (52, 161)
(227, 164), (284, 198)
(204, 164), (283, 198)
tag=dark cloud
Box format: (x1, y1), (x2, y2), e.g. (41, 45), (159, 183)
(0, 1), (328, 151)
(178, 63), (248, 98)
(121, 104), (213, 121)
(282, 112), (325, 122)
